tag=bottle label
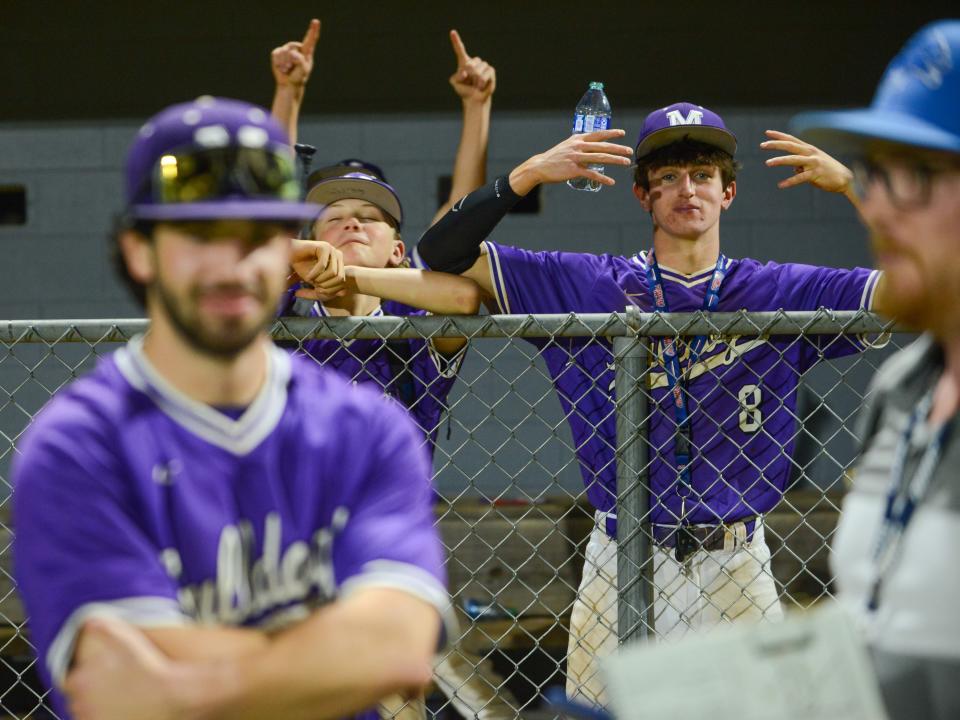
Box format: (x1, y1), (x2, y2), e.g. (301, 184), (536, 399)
(573, 112), (610, 134)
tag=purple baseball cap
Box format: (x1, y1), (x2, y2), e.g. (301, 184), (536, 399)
(305, 171), (404, 227)
(125, 96), (321, 222)
(635, 102), (738, 160)
(791, 20), (960, 154)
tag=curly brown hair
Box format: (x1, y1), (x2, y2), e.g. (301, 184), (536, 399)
(633, 139), (741, 191)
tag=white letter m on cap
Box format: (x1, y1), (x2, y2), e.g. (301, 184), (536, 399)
(666, 109), (704, 126)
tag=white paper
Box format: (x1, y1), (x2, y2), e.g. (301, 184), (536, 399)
(603, 604), (888, 720)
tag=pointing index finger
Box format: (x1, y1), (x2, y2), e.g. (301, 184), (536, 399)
(302, 18), (321, 58)
(449, 29), (470, 66)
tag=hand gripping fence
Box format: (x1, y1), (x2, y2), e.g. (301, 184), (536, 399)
(0, 309), (905, 718)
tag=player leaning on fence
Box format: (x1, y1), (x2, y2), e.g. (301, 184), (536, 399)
(267, 21), (517, 720)
(12, 97), (452, 720)
(270, 19), (489, 453)
(415, 105), (886, 705)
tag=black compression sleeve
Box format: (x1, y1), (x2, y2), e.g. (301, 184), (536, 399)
(415, 175), (523, 274)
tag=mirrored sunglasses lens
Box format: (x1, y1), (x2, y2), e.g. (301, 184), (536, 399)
(154, 147), (298, 203)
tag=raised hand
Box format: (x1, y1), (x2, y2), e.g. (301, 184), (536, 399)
(509, 129), (634, 195)
(448, 30), (496, 105)
(290, 239), (347, 301)
(761, 129), (854, 194)
(272, 18), (321, 91)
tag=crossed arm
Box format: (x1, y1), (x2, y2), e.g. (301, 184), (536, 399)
(65, 588), (439, 720)
(288, 239), (483, 314)
(288, 239), (484, 353)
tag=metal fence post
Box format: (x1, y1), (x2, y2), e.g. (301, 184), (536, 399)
(615, 307), (651, 644)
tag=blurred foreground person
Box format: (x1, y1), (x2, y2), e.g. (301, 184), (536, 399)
(794, 18), (960, 720)
(13, 97), (450, 720)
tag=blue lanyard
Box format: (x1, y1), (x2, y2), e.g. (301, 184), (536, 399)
(644, 250), (728, 504)
(868, 389), (953, 612)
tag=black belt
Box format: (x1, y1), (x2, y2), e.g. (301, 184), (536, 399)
(652, 517), (758, 552)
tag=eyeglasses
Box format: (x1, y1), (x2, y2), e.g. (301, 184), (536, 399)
(147, 145), (301, 205)
(852, 158), (959, 210)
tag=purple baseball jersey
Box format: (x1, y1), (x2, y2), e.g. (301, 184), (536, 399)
(12, 338), (449, 719)
(280, 293), (464, 454)
(484, 242), (882, 534)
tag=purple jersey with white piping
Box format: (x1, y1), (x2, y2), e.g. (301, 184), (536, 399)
(12, 339), (448, 719)
(280, 292), (463, 454)
(484, 242), (881, 535)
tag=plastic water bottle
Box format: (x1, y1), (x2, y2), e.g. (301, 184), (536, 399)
(567, 82), (611, 192)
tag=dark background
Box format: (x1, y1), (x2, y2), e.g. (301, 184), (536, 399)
(1, 0), (955, 121)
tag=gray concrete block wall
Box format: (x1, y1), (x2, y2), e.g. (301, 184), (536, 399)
(0, 107), (873, 320)
(0, 121), (142, 320)
(0, 107), (883, 499)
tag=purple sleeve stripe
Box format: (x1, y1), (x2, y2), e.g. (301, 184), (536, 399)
(339, 560), (456, 646)
(861, 269), (881, 310)
(47, 597), (189, 687)
(857, 270), (891, 350)
(482, 242), (512, 314)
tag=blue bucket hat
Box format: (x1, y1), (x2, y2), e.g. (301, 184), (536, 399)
(791, 20), (960, 154)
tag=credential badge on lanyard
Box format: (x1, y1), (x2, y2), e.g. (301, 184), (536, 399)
(868, 389), (953, 612)
(644, 250), (727, 562)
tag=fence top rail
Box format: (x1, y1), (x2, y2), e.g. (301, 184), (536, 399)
(0, 310), (904, 343)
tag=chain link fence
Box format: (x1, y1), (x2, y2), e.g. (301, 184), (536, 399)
(0, 310), (906, 718)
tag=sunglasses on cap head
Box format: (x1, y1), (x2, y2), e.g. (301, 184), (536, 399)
(145, 145), (301, 205)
